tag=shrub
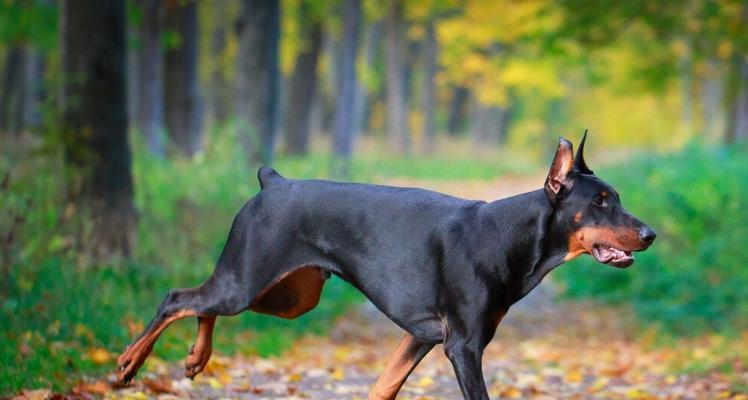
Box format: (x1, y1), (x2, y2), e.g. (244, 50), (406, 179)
(555, 142), (748, 334)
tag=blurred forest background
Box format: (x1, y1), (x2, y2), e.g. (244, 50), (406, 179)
(1, 0), (747, 395)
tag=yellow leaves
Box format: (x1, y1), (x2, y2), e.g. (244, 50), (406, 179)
(119, 391), (148, 400)
(717, 40), (733, 59)
(330, 366), (346, 381)
(437, 0), (564, 102)
(206, 377), (222, 389)
(587, 376), (609, 393)
(498, 59), (565, 98)
(625, 387), (656, 400)
(86, 347), (113, 365)
(498, 385), (523, 398)
(416, 375), (434, 388)
(287, 372), (303, 382)
(564, 369), (584, 384)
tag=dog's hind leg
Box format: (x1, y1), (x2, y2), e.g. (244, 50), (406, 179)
(369, 333), (434, 400)
(116, 273), (250, 384)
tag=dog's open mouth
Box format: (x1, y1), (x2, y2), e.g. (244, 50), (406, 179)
(591, 245), (634, 268)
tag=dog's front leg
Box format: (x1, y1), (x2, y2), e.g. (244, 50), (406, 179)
(444, 338), (489, 400)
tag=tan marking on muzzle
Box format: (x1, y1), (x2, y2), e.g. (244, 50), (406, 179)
(564, 225), (641, 261)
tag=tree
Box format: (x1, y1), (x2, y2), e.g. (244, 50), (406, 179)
(554, 0), (748, 144)
(727, 53), (748, 142)
(384, 0), (409, 152)
(421, 21), (437, 152)
(285, 2), (323, 155)
(447, 86), (469, 136)
(0, 0), (54, 137)
(134, 0), (165, 156)
(165, 0), (202, 157)
(60, 0), (135, 259)
(332, 0), (361, 176)
(209, 4), (234, 125)
(236, 0), (281, 164)
(0, 45), (26, 136)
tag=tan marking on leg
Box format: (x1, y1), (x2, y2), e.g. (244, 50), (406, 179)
(117, 309), (197, 382)
(574, 211), (583, 224)
(250, 265), (325, 319)
(185, 316), (216, 379)
(369, 334), (432, 400)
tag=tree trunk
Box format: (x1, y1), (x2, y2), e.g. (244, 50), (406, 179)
(236, 0), (281, 164)
(447, 85), (469, 136)
(679, 53), (693, 137)
(729, 54), (748, 142)
(354, 21), (382, 137)
(422, 21), (437, 153)
(384, 0), (409, 152)
(332, 0), (361, 177)
(469, 102), (511, 148)
(0, 45), (25, 136)
(285, 6), (323, 155)
(701, 58), (722, 139)
(21, 49), (45, 130)
(134, 0), (165, 156)
(165, 0), (202, 157)
(60, 0), (135, 260)
(211, 5), (232, 124)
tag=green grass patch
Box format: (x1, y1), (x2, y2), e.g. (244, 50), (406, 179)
(1, 128), (528, 395)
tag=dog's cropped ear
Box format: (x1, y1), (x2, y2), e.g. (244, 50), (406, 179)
(545, 137), (575, 203)
(574, 129), (593, 175)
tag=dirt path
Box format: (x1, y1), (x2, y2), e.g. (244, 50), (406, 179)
(68, 175), (743, 399)
(98, 291), (734, 399)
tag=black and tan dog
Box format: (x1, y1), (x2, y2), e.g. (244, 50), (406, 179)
(117, 133), (655, 399)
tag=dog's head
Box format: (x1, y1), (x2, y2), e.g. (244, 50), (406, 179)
(544, 132), (656, 268)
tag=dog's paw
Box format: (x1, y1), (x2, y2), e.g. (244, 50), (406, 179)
(116, 343), (151, 384)
(184, 343), (212, 379)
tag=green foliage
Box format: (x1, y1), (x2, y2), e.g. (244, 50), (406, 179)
(556, 142), (748, 334)
(0, 128), (364, 395)
(0, 0), (57, 48)
(1, 124), (532, 395)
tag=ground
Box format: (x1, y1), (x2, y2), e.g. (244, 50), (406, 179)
(15, 175), (747, 400)
(56, 286), (743, 400)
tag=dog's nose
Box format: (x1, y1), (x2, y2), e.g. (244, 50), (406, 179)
(639, 226), (656, 244)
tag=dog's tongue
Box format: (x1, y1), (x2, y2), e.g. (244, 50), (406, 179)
(592, 246), (634, 268)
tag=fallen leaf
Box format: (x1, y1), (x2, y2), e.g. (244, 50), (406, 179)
(417, 376), (434, 388)
(87, 347), (113, 365)
(73, 380), (110, 395)
(143, 377), (173, 394)
(331, 367), (345, 381)
(12, 389), (53, 400)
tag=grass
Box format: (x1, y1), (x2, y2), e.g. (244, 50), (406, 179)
(0, 129), (533, 395)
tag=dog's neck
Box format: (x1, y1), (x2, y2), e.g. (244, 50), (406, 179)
(483, 189), (572, 302)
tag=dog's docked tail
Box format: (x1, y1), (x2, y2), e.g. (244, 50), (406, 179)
(258, 166), (284, 189)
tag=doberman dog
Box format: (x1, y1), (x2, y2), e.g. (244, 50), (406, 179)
(117, 133), (655, 399)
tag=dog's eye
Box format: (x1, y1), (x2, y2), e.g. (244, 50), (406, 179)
(592, 196), (608, 208)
